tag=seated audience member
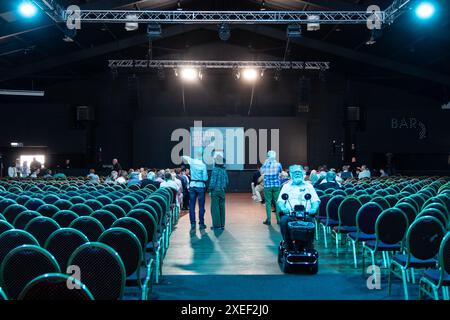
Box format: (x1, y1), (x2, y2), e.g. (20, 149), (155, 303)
(105, 170), (118, 183)
(43, 169), (53, 179)
(340, 165), (353, 180)
(127, 171), (141, 186)
(280, 170), (290, 185)
(358, 165), (371, 179)
(161, 172), (181, 191)
(315, 171), (341, 191)
(15, 159), (22, 178)
(30, 169), (40, 178)
(87, 169), (100, 183)
(155, 170), (165, 183)
(141, 171), (161, 189)
(380, 168), (389, 177)
(116, 171), (128, 184)
(251, 166), (261, 201)
(53, 171), (66, 179)
(254, 174), (264, 203)
(303, 165), (310, 176)
(308, 170), (319, 185)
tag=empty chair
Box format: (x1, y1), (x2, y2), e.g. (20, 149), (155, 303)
(0, 245), (60, 299)
(13, 210), (41, 229)
(36, 204), (59, 218)
(45, 228), (89, 272)
(52, 210), (79, 228)
(362, 208), (409, 272)
(69, 196), (85, 204)
(112, 199), (133, 214)
(69, 216), (105, 241)
(395, 202), (417, 226)
(371, 197), (391, 210)
(24, 217), (60, 246)
(68, 242), (126, 300)
(24, 198), (46, 211)
(90, 210), (117, 229)
(69, 203), (94, 217)
(122, 196), (139, 207)
(332, 197), (362, 257)
(0, 220), (14, 237)
(419, 232), (450, 300)
(53, 199), (73, 210)
(42, 194), (60, 205)
(319, 195), (345, 249)
(389, 216), (446, 300)
(357, 194), (372, 204)
(102, 204), (126, 219)
(416, 208), (448, 229)
(398, 197), (420, 213)
(0, 229), (39, 266)
(0, 199), (17, 214)
(3, 204), (28, 224)
(84, 199), (103, 211)
(18, 273), (94, 300)
(96, 196), (113, 206)
(99, 228), (151, 300)
(348, 202), (384, 268)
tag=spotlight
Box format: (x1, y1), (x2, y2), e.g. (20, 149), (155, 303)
(241, 68), (258, 81)
(260, 0), (266, 11)
(218, 23), (231, 41)
(287, 24), (302, 38)
(125, 14), (139, 31)
(18, 1), (38, 18)
(177, 67), (200, 81)
(147, 23), (162, 39)
(415, 2), (435, 19)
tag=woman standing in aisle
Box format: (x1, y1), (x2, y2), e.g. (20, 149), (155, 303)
(209, 153), (228, 230)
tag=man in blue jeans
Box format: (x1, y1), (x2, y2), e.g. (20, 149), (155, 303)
(182, 155), (208, 230)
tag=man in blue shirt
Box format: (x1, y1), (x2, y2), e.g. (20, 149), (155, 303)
(182, 154), (208, 230)
(260, 150), (282, 225)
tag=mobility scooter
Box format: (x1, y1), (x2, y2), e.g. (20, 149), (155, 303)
(278, 193), (319, 274)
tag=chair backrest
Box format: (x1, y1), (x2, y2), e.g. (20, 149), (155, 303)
(394, 202), (417, 226)
(325, 195), (345, 221)
(423, 202), (448, 217)
(140, 200), (162, 225)
(3, 204), (27, 224)
(42, 194), (60, 204)
(0, 229), (39, 266)
(337, 197), (362, 227)
(69, 216), (105, 241)
(111, 217), (148, 252)
(24, 217), (60, 246)
(68, 242), (125, 300)
(90, 210), (117, 229)
(0, 220), (13, 237)
(416, 208), (448, 229)
(384, 195), (399, 207)
(13, 210), (41, 229)
(318, 195), (331, 217)
(84, 199), (103, 211)
(122, 196), (139, 207)
(69, 196), (85, 204)
(69, 203), (94, 217)
(399, 197), (420, 213)
(96, 196), (113, 206)
(112, 199), (133, 214)
(435, 232), (450, 287)
(24, 198), (46, 211)
(53, 199), (73, 210)
(18, 273), (94, 300)
(98, 227), (142, 277)
(409, 194), (426, 210)
(44, 228), (89, 272)
(0, 245), (60, 299)
(371, 197), (391, 210)
(376, 208), (409, 245)
(36, 204), (60, 218)
(0, 199), (16, 214)
(52, 210), (79, 228)
(406, 216), (445, 261)
(102, 204), (126, 219)
(356, 202), (384, 235)
(127, 209), (157, 243)
(357, 194), (372, 204)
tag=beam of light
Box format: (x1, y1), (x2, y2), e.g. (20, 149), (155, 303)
(241, 68), (258, 81)
(180, 67), (199, 81)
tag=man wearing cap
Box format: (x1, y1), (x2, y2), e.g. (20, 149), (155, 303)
(260, 150), (283, 225)
(277, 165), (321, 247)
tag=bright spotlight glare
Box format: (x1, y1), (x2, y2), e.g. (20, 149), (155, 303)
(242, 68), (258, 81)
(180, 67), (199, 81)
(19, 2), (38, 18)
(415, 2), (435, 19)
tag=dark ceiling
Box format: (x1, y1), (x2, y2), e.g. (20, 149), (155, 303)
(0, 0), (449, 100)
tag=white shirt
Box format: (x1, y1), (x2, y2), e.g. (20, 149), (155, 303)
(277, 180), (320, 213)
(116, 177), (126, 184)
(8, 167), (16, 178)
(358, 169), (371, 179)
(160, 180), (181, 191)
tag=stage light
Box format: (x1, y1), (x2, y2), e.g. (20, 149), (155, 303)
(415, 2), (435, 19)
(242, 68), (258, 81)
(218, 23), (231, 41)
(18, 1), (37, 18)
(179, 67), (199, 81)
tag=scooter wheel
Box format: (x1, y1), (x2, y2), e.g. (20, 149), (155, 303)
(309, 264), (319, 274)
(281, 259), (291, 273)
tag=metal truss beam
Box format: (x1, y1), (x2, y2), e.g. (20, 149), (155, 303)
(384, 0), (412, 24)
(108, 60), (330, 70)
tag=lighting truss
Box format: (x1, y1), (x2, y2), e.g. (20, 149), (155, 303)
(108, 60), (330, 71)
(31, 0), (412, 25)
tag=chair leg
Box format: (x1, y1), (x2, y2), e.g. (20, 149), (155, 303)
(388, 263), (394, 296)
(351, 240), (357, 268)
(401, 268), (409, 300)
(443, 287), (449, 300)
(322, 225), (328, 248)
(382, 251), (387, 268)
(370, 250), (375, 269)
(410, 268), (415, 284)
(335, 233), (339, 257)
(314, 220), (319, 241)
(433, 287), (439, 300)
(361, 245), (366, 275)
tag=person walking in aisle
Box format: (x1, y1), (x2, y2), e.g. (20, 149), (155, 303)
(208, 153), (228, 230)
(182, 153), (208, 230)
(260, 150), (282, 225)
